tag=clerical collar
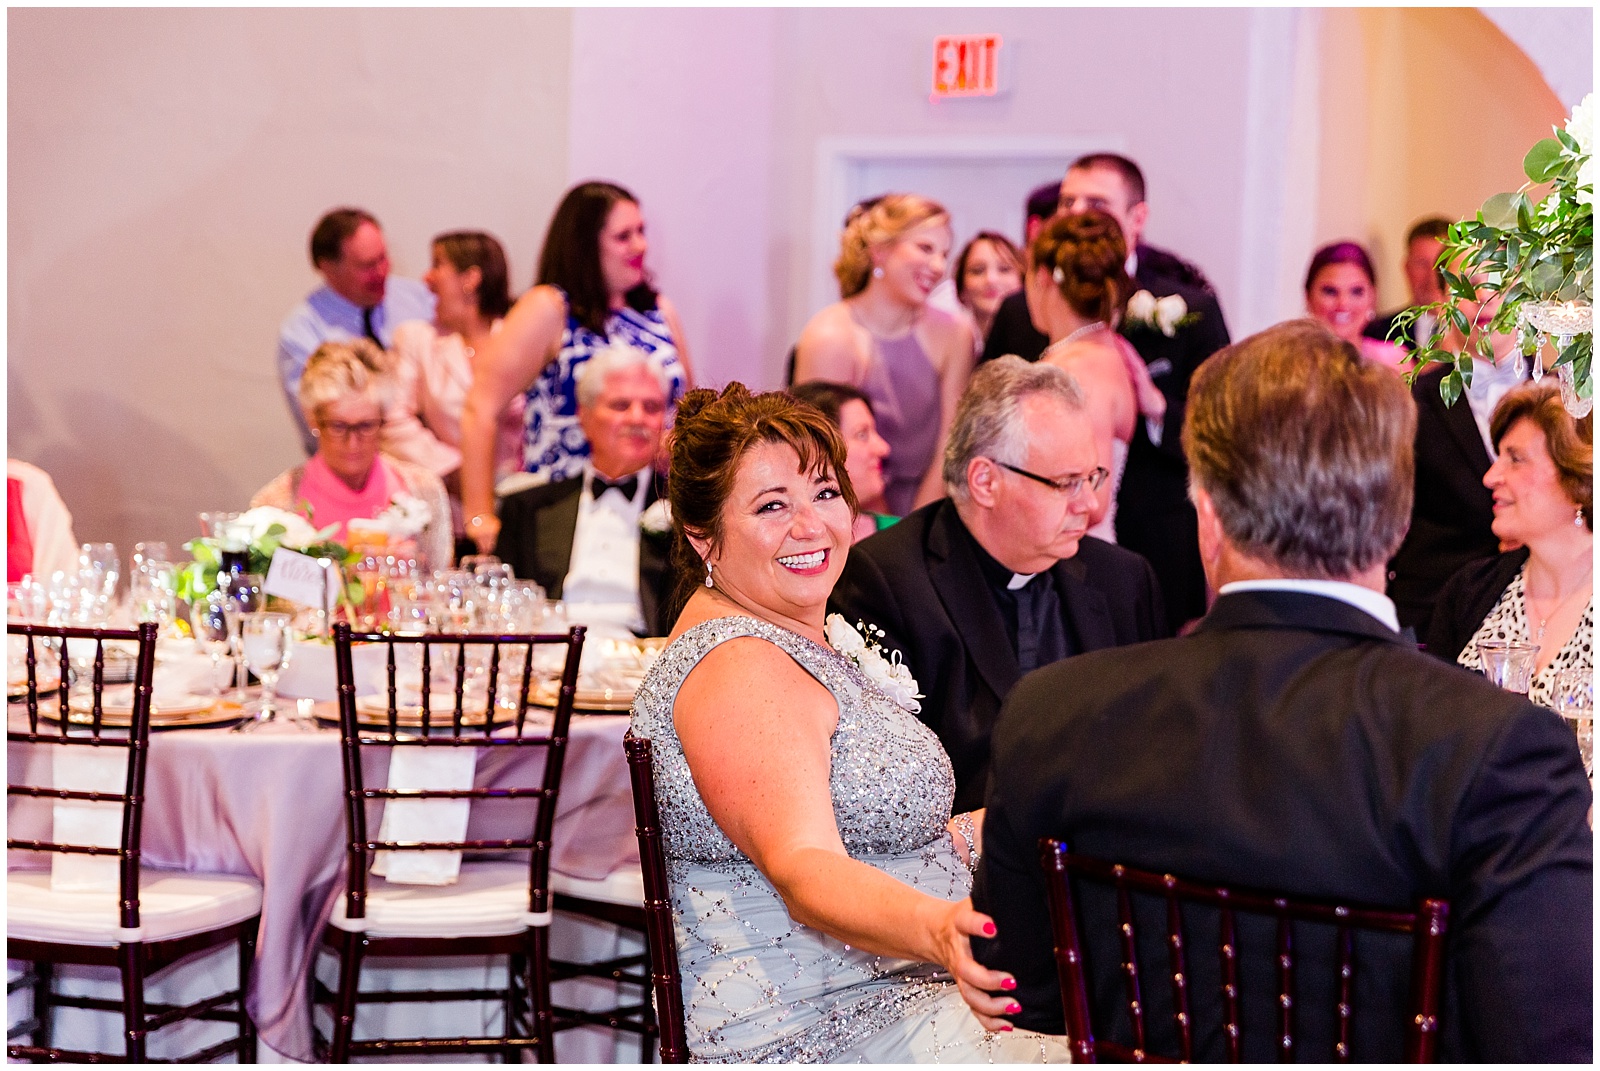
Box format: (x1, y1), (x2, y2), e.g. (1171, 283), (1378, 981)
(1007, 572), (1038, 591)
(964, 523), (1042, 592)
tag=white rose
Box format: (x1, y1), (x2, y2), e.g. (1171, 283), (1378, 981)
(1126, 289), (1158, 323)
(825, 614), (867, 657)
(237, 506), (319, 549)
(1154, 294), (1189, 337)
(1578, 156), (1595, 207)
(640, 499), (673, 535)
(1565, 93), (1594, 156)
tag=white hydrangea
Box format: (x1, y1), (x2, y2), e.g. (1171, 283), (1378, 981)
(1565, 93), (1593, 156)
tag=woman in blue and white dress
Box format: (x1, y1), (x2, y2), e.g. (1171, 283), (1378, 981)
(459, 181), (693, 552)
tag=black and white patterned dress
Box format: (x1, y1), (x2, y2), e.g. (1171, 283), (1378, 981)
(1455, 566), (1594, 709)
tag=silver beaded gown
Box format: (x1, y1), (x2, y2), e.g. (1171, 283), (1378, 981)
(630, 615), (1071, 1063)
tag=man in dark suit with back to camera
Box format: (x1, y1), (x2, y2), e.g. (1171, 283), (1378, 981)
(831, 356), (1166, 814)
(495, 344), (675, 637)
(985, 154), (1230, 632)
(974, 320), (1591, 1062)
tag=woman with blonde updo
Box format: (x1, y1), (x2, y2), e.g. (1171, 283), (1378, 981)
(793, 194), (976, 517)
(1027, 210), (1167, 542)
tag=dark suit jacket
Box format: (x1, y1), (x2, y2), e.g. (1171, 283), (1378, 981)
(829, 499), (1166, 813)
(1424, 548), (1530, 663)
(982, 245), (1229, 632)
(493, 474), (676, 637)
(974, 589), (1592, 1062)
(1387, 367), (1499, 636)
(1366, 307), (1416, 349)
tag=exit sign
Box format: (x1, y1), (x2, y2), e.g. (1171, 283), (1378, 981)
(931, 34), (1002, 99)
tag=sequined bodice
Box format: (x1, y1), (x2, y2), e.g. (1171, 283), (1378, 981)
(628, 615), (974, 1062)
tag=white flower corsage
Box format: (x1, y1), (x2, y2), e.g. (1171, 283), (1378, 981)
(1124, 289), (1198, 338)
(640, 499), (673, 535)
(825, 613), (923, 714)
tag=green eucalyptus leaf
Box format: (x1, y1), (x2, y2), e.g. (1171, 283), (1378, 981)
(1480, 192), (1519, 230)
(1523, 138), (1566, 183)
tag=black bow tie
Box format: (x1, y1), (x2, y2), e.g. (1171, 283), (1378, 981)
(590, 473), (639, 500)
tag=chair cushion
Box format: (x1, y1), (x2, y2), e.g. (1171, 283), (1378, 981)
(8, 867), (262, 947)
(329, 859), (542, 938)
(551, 865), (644, 907)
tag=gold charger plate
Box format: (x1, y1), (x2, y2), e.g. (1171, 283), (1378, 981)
(34, 693), (237, 732)
(314, 693), (506, 729)
(529, 680), (635, 713)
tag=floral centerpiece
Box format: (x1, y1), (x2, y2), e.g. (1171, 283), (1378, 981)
(1399, 93), (1593, 415)
(176, 506), (361, 608)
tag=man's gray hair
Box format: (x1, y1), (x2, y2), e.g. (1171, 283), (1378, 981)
(575, 343), (670, 410)
(942, 355), (1085, 501)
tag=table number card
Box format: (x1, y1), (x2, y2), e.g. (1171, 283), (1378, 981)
(263, 548), (342, 610)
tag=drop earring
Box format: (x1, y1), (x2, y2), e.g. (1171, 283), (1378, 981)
(872, 266), (884, 279)
(705, 561), (715, 588)
(1577, 506), (1587, 528)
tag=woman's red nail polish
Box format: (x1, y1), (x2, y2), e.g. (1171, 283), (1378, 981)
(1000, 1024), (1014, 1032)
(983, 922), (997, 936)
(1007, 1002), (1022, 1015)
(1000, 977), (1017, 991)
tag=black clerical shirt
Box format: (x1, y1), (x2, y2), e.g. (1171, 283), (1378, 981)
(963, 527), (1074, 673)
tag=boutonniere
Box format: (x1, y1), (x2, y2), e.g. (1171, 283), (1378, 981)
(640, 499), (673, 535)
(1124, 290), (1200, 338)
(824, 614), (923, 714)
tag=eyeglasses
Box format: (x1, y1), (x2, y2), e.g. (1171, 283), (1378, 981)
(990, 459), (1109, 499)
(319, 419), (383, 440)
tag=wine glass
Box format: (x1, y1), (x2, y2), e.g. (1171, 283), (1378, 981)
(1476, 640), (1540, 694)
(236, 611), (293, 732)
(1554, 666), (1593, 775)
(132, 542), (170, 575)
(218, 573), (264, 697)
(189, 591), (231, 698)
(131, 560), (179, 634)
(78, 543), (121, 602)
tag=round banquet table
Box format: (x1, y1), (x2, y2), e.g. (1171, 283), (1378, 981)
(7, 704), (641, 1062)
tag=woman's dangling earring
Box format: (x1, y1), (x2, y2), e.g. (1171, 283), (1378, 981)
(872, 266), (884, 279)
(1577, 505), (1587, 528)
(705, 561), (715, 588)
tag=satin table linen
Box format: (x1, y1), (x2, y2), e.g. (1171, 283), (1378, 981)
(7, 708), (639, 1061)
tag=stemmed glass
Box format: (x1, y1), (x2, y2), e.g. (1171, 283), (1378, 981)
(1554, 666), (1593, 775)
(218, 573), (264, 699)
(189, 591), (231, 699)
(78, 543), (121, 603)
(236, 611), (293, 732)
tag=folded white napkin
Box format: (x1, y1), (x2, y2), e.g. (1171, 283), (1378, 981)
(51, 746), (128, 892)
(372, 746), (477, 886)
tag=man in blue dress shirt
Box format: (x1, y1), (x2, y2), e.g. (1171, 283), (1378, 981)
(276, 207), (434, 453)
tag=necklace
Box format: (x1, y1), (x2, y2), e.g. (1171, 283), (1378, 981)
(1525, 563), (1593, 644)
(1042, 321), (1108, 359)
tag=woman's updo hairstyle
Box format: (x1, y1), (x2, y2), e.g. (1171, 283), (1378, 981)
(834, 193), (950, 299)
(667, 384), (856, 609)
(1029, 209), (1131, 326)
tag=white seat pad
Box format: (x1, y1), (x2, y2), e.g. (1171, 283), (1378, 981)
(551, 865), (644, 907)
(329, 859), (542, 938)
(8, 868), (262, 947)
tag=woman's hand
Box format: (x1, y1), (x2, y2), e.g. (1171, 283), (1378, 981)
(1120, 343), (1167, 420)
(929, 897), (1020, 1032)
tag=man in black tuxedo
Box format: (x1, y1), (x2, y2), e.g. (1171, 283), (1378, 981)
(974, 321), (1591, 1062)
(984, 154), (1229, 631)
(1365, 216), (1449, 350)
(495, 346), (675, 636)
(831, 356), (1166, 814)
(1387, 288), (1526, 636)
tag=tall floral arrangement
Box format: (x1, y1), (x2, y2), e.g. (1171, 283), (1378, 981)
(1400, 94), (1592, 416)
(176, 506), (360, 605)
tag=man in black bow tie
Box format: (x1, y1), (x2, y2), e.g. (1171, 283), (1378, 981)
(831, 357), (1166, 813)
(984, 154), (1230, 632)
(495, 345), (675, 636)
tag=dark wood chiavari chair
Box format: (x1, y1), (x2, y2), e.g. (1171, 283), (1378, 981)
(1039, 840), (1449, 1063)
(623, 732), (689, 1063)
(7, 621), (261, 1063)
(314, 621), (585, 1062)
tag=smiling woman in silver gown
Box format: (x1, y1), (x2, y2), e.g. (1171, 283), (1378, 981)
(628, 384), (1070, 1063)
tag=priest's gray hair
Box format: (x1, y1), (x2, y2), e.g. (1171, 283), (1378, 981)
(575, 343), (671, 410)
(943, 356), (1086, 503)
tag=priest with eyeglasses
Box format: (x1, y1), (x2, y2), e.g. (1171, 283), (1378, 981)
(831, 356), (1167, 814)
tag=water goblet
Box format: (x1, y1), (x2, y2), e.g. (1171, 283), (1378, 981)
(1477, 640), (1540, 694)
(218, 573), (265, 697)
(132, 560), (180, 633)
(132, 542), (171, 575)
(236, 611), (293, 732)
(197, 511), (240, 539)
(79, 543), (121, 602)
(189, 592), (231, 698)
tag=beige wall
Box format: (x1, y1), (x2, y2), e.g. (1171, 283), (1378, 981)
(8, 8), (573, 553)
(1313, 8), (1571, 311)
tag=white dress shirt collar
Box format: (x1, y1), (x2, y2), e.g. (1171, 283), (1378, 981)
(1218, 578), (1400, 633)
